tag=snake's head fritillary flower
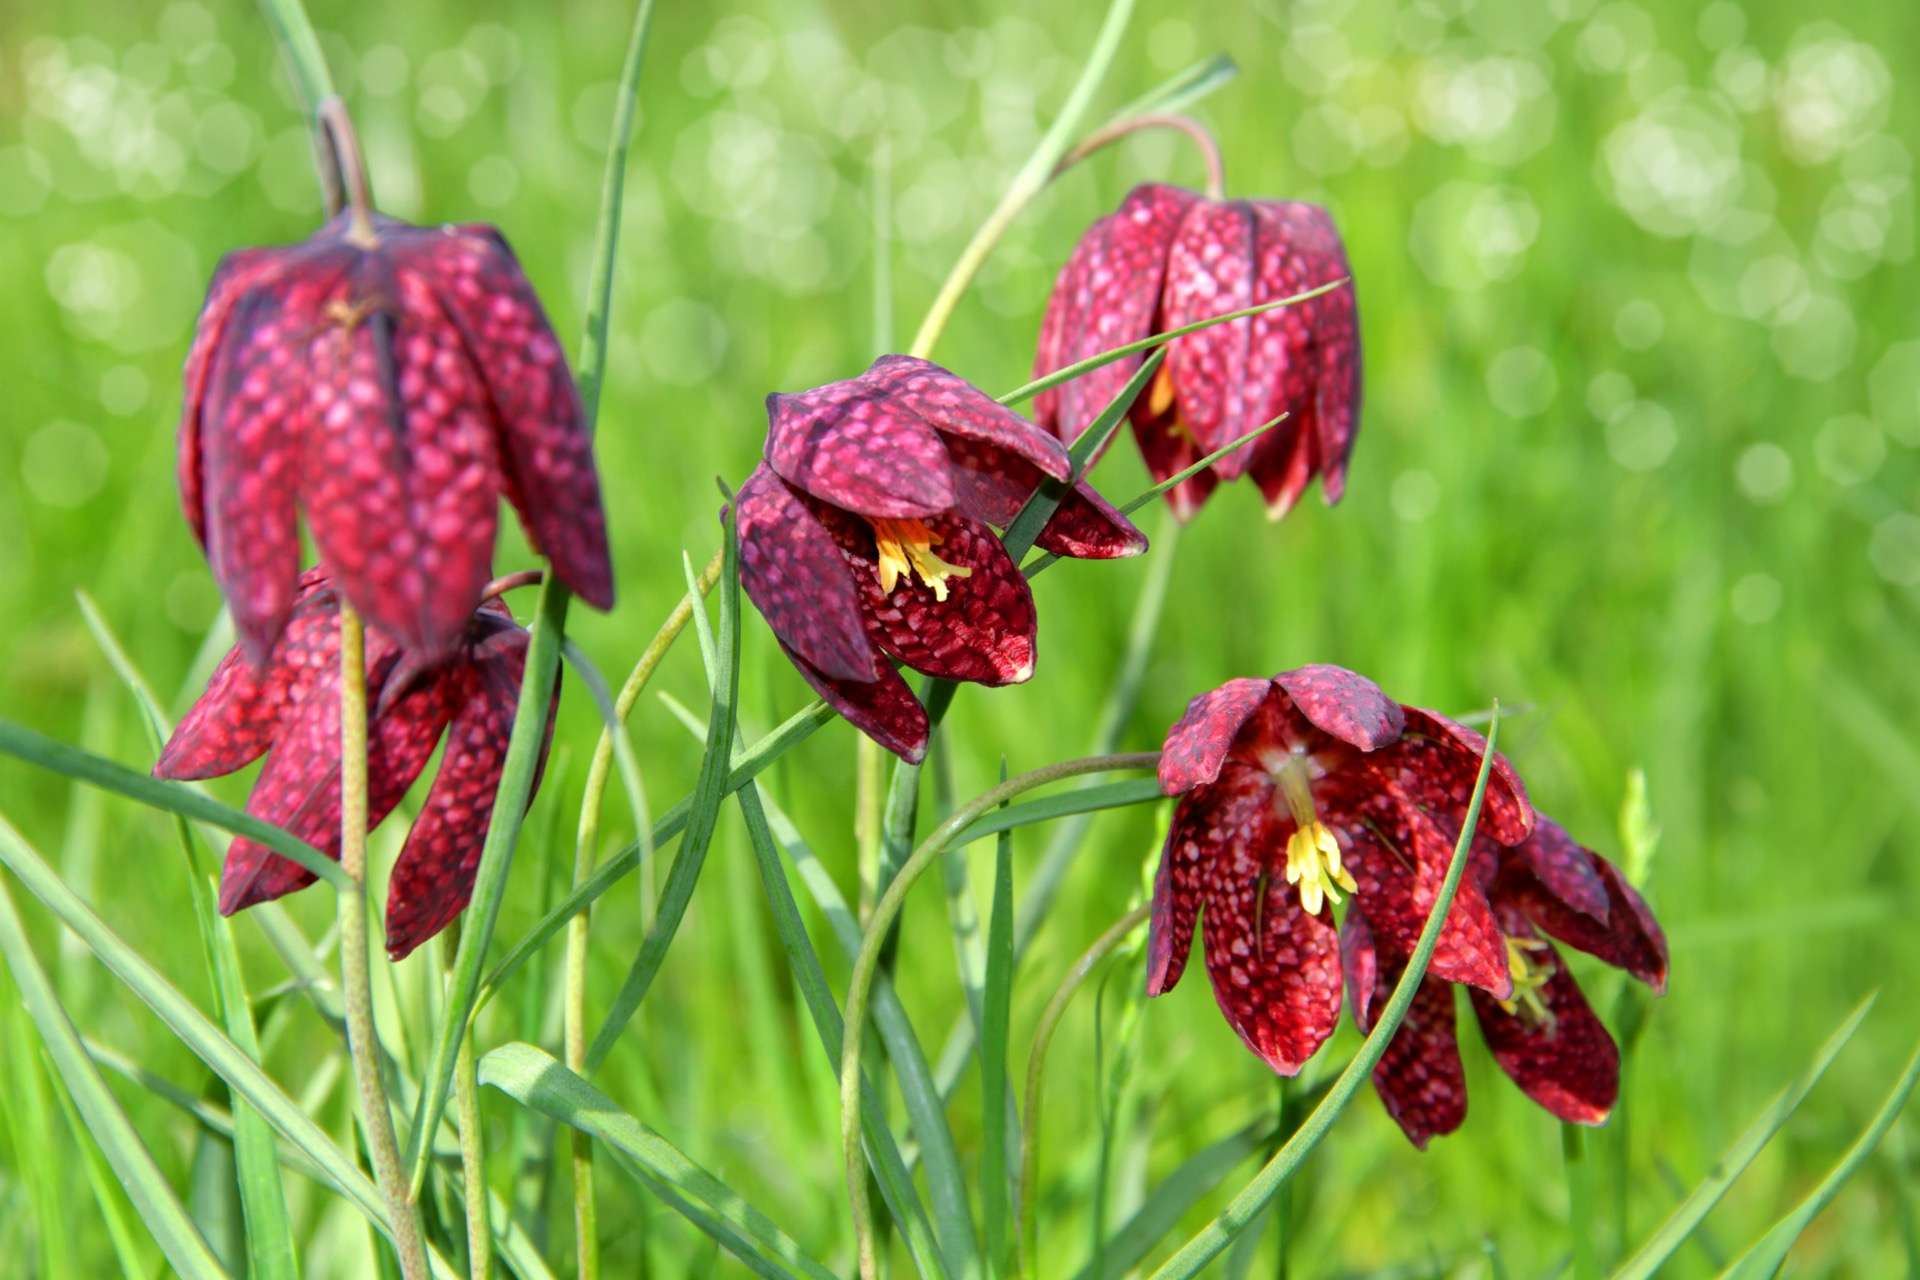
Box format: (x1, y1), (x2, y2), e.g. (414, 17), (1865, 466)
(153, 569), (556, 960)
(1147, 666), (1534, 1074)
(735, 354), (1146, 763)
(1344, 818), (1668, 1147)
(179, 210), (614, 666)
(1032, 184), (1360, 521)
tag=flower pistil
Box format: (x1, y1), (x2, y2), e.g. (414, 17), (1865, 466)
(1498, 935), (1557, 1029)
(1273, 753), (1356, 914)
(870, 517), (973, 601)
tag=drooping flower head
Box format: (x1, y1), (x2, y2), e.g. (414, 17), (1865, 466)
(1345, 817), (1668, 1146)
(1032, 184), (1360, 521)
(179, 209), (614, 665)
(735, 354), (1146, 763)
(153, 569), (555, 960)
(1147, 666), (1534, 1074)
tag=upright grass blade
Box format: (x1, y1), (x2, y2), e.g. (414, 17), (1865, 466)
(1611, 993), (1877, 1279)
(736, 783), (947, 1280)
(477, 1043), (838, 1280)
(1109, 53), (1238, 119)
(584, 510), (741, 1072)
(1719, 1034), (1920, 1278)
(1565, 1123), (1600, 1280)
(980, 772), (1017, 1277)
(407, 0), (661, 1191)
(0, 719), (347, 891)
(78, 591), (299, 1280)
(1145, 709), (1504, 1279)
(0, 876), (228, 1280)
(44, 1039), (156, 1279)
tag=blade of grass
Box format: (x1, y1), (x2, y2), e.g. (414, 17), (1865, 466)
(584, 507), (741, 1072)
(1719, 1034), (1920, 1278)
(736, 783), (947, 1279)
(477, 1042), (838, 1280)
(0, 875), (228, 1279)
(1566, 1123), (1599, 1280)
(981, 769), (1017, 1277)
(0, 719), (348, 891)
(77, 590), (299, 1280)
(1611, 992), (1878, 1279)
(44, 1039), (156, 1279)
(1145, 709), (1503, 1278)
(1109, 53), (1238, 119)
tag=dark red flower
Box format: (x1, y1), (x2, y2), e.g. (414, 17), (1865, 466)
(735, 354), (1146, 763)
(1146, 666), (1534, 1074)
(1345, 817), (1668, 1146)
(1031, 184), (1360, 521)
(179, 210), (613, 666)
(153, 568), (555, 960)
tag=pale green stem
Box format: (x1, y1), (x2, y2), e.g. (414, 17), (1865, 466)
(450, 930), (490, 1280)
(1564, 1123), (1599, 1280)
(840, 752), (1161, 1280)
(1055, 113), (1226, 200)
(337, 604), (428, 1280)
(1017, 901), (1151, 1278)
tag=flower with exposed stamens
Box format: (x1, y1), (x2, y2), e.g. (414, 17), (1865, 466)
(735, 354), (1147, 763)
(152, 569), (556, 960)
(1032, 184), (1360, 521)
(1345, 817), (1669, 1146)
(178, 209), (614, 665)
(1147, 665), (1535, 1074)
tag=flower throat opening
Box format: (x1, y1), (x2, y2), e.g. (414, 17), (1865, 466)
(870, 517), (972, 602)
(1274, 754), (1357, 915)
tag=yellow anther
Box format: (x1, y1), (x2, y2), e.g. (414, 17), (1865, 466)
(1498, 936), (1557, 1028)
(1274, 755), (1356, 915)
(1145, 364), (1199, 446)
(870, 518), (973, 602)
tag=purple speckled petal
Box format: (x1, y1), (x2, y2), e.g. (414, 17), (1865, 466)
(734, 465), (874, 683)
(1272, 664), (1405, 752)
(1158, 678), (1273, 795)
(864, 355), (1069, 481)
(764, 380), (953, 519)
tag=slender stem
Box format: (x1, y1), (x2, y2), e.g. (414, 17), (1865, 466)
(563, 542), (720, 1280)
(1055, 113), (1226, 200)
(256, 0), (336, 113)
(451, 930), (491, 1280)
(336, 604), (428, 1280)
(906, 0), (1136, 359)
(316, 98), (377, 244)
(480, 570), (545, 602)
(1564, 1123), (1599, 1280)
(840, 752), (1160, 1279)
(855, 738), (885, 921)
(1017, 901), (1151, 1277)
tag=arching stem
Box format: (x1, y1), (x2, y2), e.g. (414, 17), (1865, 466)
(1055, 113), (1227, 200)
(316, 97), (378, 245)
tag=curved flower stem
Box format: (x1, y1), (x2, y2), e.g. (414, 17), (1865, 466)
(336, 604), (428, 1280)
(316, 97), (378, 245)
(840, 752), (1161, 1280)
(480, 570), (545, 603)
(563, 541), (721, 1280)
(1017, 901), (1151, 1276)
(1055, 113), (1226, 200)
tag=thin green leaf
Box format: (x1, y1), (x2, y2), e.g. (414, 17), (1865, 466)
(995, 282), (1344, 409)
(1023, 416), (1285, 580)
(559, 636), (652, 868)
(1719, 1033), (1920, 1278)
(1612, 993), (1878, 1279)
(1146, 709), (1504, 1278)
(682, 549), (720, 674)
(585, 511), (740, 1070)
(1108, 53), (1238, 119)
(736, 783), (948, 1280)
(1565, 1124), (1600, 1280)
(43, 1041), (156, 1279)
(0, 876), (228, 1279)
(0, 718), (348, 891)
(980, 774), (1017, 1276)
(79, 592), (299, 1280)
(477, 1043), (837, 1280)
(997, 349), (1164, 561)
(948, 778), (1164, 847)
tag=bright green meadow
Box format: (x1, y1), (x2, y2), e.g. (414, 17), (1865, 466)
(2, 0), (1918, 1275)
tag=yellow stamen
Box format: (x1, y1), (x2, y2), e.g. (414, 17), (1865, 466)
(1273, 756), (1357, 915)
(870, 517), (973, 602)
(1145, 363), (1199, 446)
(1497, 936), (1557, 1029)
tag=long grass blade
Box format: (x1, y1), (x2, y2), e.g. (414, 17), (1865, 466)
(1108, 53), (1238, 119)
(1146, 709), (1504, 1278)
(43, 1038), (157, 1279)
(1717, 1035), (1920, 1278)
(1612, 993), (1878, 1279)
(0, 875), (228, 1279)
(0, 718), (347, 891)
(980, 791), (1017, 1276)
(477, 1042), (837, 1280)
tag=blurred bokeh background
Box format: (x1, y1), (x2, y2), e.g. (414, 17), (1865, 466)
(3, 0), (1918, 1274)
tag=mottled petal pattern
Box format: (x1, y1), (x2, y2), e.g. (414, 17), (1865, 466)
(765, 383), (953, 519)
(1468, 935), (1620, 1126)
(735, 466), (873, 682)
(179, 247), (283, 547)
(940, 437), (1147, 560)
(1159, 678), (1274, 795)
(1273, 664), (1405, 751)
(1512, 817), (1611, 923)
(1147, 776), (1269, 996)
(1346, 916), (1469, 1148)
(865, 355), (1070, 481)
(1034, 484), (1149, 560)
(1507, 845), (1669, 993)
(1366, 707), (1534, 846)
(1162, 200), (1258, 471)
(778, 640), (929, 765)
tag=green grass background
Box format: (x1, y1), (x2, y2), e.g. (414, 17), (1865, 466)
(3, 0), (1919, 1274)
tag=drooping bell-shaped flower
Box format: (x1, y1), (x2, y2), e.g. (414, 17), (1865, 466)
(1345, 818), (1668, 1146)
(153, 569), (555, 960)
(1147, 666), (1535, 1074)
(178, 209), (614, 665)
(735, 354), (1146, 763)
(1032, 184), (1360, 521)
